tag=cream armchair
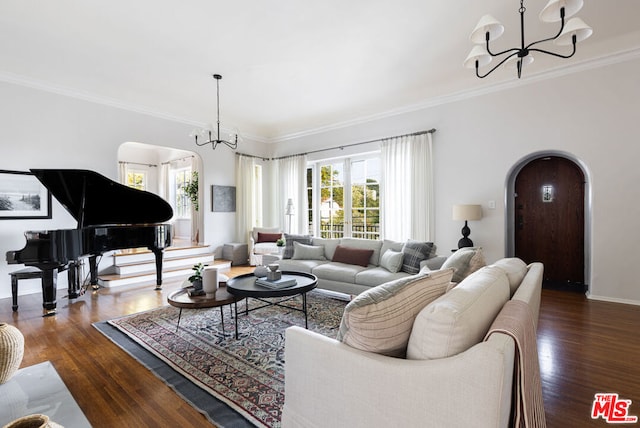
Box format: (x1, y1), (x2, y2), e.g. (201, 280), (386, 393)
(248, 227), (284, 265)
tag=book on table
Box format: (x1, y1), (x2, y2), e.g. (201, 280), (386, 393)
(255, 277), (298, 289)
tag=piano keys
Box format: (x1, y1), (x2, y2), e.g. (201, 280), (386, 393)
(6, 169), (173, 315)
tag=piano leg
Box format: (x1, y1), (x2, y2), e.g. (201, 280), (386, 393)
(40, 268), (58, 317)
(67, 261), (83, 299)
(88, 255), (99, 290)
(152, 248), (164, 290)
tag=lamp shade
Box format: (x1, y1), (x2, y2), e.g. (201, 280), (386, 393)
(452, 204), (483, 221)
(539, 0), (583, 23)
(285, 198), (295, 215)
(470, 14), (504, 44)
(554, 17), (593, 46)
(464, 45), (492, 69)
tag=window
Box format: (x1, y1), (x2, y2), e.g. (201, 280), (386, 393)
(306, 166), (313, 233)
(320, 162), (345, 238)
(350, 158), (380, 240)
(126, 170), (146, 191)
(174, 167), (191, 219)
(310, 155), (380, 240)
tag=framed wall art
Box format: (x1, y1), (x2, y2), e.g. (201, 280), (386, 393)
(0, 170), (52, 219)
(211, 185), (236, 212)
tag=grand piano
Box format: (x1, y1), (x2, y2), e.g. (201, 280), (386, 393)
(6, 169), (173, 315)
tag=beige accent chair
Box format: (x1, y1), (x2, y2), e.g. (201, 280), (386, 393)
(248, 227), (283, 265)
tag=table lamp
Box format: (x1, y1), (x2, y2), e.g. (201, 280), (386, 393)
(452, 204), (482, 248)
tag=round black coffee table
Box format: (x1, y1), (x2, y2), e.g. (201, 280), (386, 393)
(226, 271), (318, 339)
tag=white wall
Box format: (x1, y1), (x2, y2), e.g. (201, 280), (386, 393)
(272, 56), (640, 305)
(2, 56), (639, 305)
(0, 81), (266, 299)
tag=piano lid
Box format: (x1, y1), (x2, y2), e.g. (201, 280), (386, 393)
(30, 169), (174, 227)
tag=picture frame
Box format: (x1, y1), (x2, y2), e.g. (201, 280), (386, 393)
(0, 170), (52, 219)
(211, 185), (236, 212)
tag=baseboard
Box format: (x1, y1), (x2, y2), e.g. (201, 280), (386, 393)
(586, 292), (640, 307)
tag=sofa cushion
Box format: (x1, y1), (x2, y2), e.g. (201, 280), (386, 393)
(492, 257), (528, 296)
(380, 239), (405, 256)
(401, 240), (435, 274)
(337, 268), (454, 357)
(440, 247), (486, 283)
(406, 265), (510, 360)
(380, 249), (404, 273)
(278, 259), (328, 274)
(283, 234), (313, 259)
(292, 241), (326, 261)
(257, 232), (282, 243)
(332, 245), (374, 267)
(339, 238), (383, 265)
(312, 262), (367, 283)
(355, 267), (410, 287)
(253, 242), (280, 255)
(312, 238), (340, 260)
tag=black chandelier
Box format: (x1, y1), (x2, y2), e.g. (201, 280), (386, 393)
(192, 74), (238, 150)
(464, 0), (592, 79)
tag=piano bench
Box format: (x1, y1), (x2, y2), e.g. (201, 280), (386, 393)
(9, 267), (44, 312)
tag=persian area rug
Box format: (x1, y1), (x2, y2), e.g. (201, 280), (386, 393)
(94, 290), (347, 428)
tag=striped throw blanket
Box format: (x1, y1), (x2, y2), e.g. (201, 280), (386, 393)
(485, 300), (547, 428)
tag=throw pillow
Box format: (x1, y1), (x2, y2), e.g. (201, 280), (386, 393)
(491, 257), (528, 296)
(282, 234), (313, 259)
(380, 250), (404, 273)
(441, 247), (486, 283)
(406, 266), (509, 360)
(256, 232), (282, 243)
(292, 241), (326, 260)
(332, 245), (374, 267)
(337, 268), (454, 357)
(401, 240), (435, 274)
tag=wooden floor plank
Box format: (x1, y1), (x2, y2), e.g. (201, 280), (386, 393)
(1, 269), (639, 427)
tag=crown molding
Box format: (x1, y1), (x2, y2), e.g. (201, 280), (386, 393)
(272, 47), (640, 143)
(2, 46), (639, 145)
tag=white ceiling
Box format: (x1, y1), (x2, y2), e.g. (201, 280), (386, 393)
(1, 1), (639, 142)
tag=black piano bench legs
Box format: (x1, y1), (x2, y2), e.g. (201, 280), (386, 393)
(9, 267), (56, 316)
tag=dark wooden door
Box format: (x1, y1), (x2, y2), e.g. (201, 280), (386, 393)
(515, 156), (585, 284)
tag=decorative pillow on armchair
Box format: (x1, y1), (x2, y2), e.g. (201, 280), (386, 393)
(257, 232), (282, 243)
(282, 234), (313, 259)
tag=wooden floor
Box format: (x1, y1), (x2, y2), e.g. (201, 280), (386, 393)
(1, 269), (639, 427)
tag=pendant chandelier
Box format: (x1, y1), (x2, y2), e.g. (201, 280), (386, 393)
(464, 0), (593, 79)
(192, 74), (238, 150)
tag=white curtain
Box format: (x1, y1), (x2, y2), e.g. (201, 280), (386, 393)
(159, 162), (170, 202)
(118, 162), (127, 185)
(275, 155), (308, 234)
(235, 154), (258, 243)
(191, 156), (203, 244)
(381, 132), (433, 241)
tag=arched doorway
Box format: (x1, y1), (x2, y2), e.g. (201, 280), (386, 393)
(117, 142), (203, 245)
(506, 152), (591, 292)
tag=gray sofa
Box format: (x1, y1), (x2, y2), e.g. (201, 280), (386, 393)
(276, 237), (446, 295)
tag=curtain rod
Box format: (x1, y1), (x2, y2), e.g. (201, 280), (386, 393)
(119, 161), (157, 167)
(270, 128), (436, 161)
(235, 152), (271, 161)
(161, 155), (195, 165)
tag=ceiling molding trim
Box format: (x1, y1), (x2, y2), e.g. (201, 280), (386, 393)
(0, 71), (269, 144)
(272, 47), (640, 143)
(2, 46), (638, 145)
